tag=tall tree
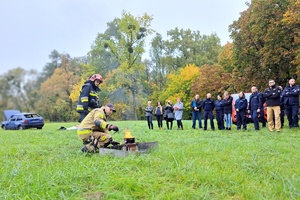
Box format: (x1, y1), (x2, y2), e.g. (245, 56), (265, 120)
(282, 0), (300, 75)
(90, 11), (153, 120)
(37, 54), (81, 121)
(158, 64), (200, 119)
(148, 33), (168, 94)
(162, 28), (222, 72)
(89, 19), (121, 77)
(38, 50), (60, 83)
(229, 0), (298, 86)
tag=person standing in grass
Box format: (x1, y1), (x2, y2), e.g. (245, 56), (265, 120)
(174, 97), (184, 130)
(248, 86), (262, 131)
(145, 101), (153, 130)
(190, 94), (203, 129)
(223, 91), (233, 130)
(78, 103), (119, 152)
(155, 101), (164, 130)
(164, 100), (174, 130)
(263, 79), (282, 132)
(203, 93), (215, 131)
(281, 78), (300, 128)
(215, 94), (224, 130)
(235, 92), (248, 130)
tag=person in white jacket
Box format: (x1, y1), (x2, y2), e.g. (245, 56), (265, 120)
(174, 97), (184, 130)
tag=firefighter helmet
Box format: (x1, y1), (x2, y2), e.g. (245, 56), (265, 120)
(90, 74), (103, 83)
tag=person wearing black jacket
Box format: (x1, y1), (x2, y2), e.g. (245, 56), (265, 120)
(203, 93), (215, 131)
(223, 91), (233, 130)
(76, 74), (103, 122)
(235, 92), (248, 130)
(281, 78), (300, 128)
(248, 86), (262, 130)
(263, 79), (282, 132)
(215, 94), (224, 130)
(164, 100), (174, 130)
(154, 101), (164, 130)
(190, 94), (203, 129)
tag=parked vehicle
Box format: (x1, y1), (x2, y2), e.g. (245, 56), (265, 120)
(231, 93), (267, 124)
(1, 110), (44, 130)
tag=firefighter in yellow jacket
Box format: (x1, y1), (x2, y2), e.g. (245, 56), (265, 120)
(77, 103), (119, 152)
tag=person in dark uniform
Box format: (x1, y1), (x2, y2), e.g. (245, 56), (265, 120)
(203, 93), (215, 131)
(235, 92), (248, 130)
(191, 94), (203, 129)
(76, 74), (103, 122)
(248, 86), (262, 130)
(215, 94), (224, 130)
(281, 78), (300, 128)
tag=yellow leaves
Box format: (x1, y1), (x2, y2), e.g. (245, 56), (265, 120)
(282, 0), (300, 25)
(69, 78), (85, 102)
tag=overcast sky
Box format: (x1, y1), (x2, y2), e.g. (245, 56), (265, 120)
(0, 0), (248, 75)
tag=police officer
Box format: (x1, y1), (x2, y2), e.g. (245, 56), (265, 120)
(191, 94), (203, 129)
(263, 79), (282, 132)
(248, 86), (262, 130)
(235, 92), (248, 130)
(203, 93), (215, 131)
(77, 103), (119, 152)
(281, 78), (300, 128)
(76, 74), (103, 122)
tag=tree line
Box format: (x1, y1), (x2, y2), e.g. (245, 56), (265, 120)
(0, 0), (299, 121)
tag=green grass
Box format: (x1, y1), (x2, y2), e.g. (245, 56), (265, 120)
(0, 121), (300, 199)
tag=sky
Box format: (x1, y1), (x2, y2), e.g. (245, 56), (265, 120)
(0, 0), (248, 75)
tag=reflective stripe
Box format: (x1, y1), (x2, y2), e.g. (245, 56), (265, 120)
(89, 92), (97, 97)
(81, 97), (88, 102)
(77, 129), (92, 135)
(101, 122), (107, 129)
(77, 105), (84, 110)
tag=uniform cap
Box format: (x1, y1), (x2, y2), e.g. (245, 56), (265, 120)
(106, 103), (116, 112)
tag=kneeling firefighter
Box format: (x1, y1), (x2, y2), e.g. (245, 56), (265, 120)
(76, 74), (103, 122)
(77, 103), (119, 152)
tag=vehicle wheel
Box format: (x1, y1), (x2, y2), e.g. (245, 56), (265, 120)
(37, 127), (43, 130)
(2, 125), (6, 130)
(18, 126), (24, 130)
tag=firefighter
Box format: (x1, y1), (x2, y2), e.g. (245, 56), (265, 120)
(78, 103), (119, 152)
(76, 74), (103, 122)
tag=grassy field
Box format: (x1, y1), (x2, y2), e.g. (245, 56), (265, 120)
(0, 120), (300, 200)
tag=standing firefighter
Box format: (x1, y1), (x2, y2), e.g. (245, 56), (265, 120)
(76, 74), (103, 122)
(78, 103), (119, 152)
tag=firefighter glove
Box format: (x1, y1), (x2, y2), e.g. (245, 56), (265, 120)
(83, 110), (89, 115)
(108, 124), (119, 132)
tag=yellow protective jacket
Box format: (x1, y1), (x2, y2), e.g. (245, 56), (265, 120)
(76, 80), (101, 113)
(77, 107), (109, 136)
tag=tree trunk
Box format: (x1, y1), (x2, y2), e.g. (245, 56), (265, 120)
(131, 89), (138, 120)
